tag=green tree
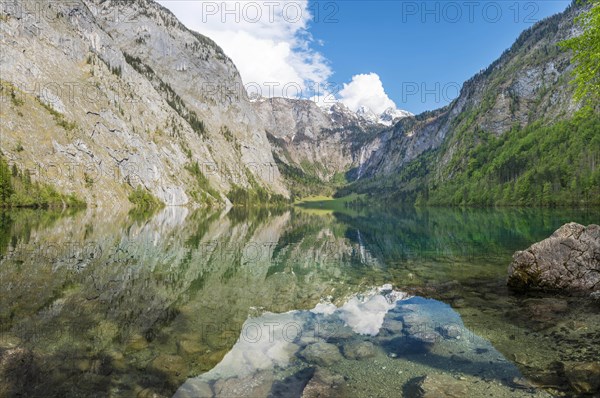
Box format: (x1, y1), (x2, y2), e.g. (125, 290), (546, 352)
(542, 182), (553, 207)
(561, 0), (600, 108)
(0, 157), (13, 204)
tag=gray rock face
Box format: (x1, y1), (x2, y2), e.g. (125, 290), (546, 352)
(508, 223), (600, 292)
(0, 0), (287, 209)
(255, 98), (386, 182)
(358, 5), (584, 181)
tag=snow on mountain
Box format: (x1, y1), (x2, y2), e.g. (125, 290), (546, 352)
(354, 105), (413, 126)
(379, 107), (414, 126)
(325, 103), (414, 127)
(356, 106), (380, 124)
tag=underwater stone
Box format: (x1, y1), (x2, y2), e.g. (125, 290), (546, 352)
(342, 341), (376, 360)
(299, 342), (343, 367)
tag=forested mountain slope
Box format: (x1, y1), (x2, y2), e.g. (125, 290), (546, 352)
(338, 2), (600, 207)
(0, 0), (597, 208)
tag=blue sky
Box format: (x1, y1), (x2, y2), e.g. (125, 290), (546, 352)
(307, 0), (571, 113)
(160, 1), (572, 115)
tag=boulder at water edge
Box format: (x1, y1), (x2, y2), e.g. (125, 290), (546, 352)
(508, 223), (600, 293)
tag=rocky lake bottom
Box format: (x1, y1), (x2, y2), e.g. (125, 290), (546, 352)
(0, 206), (598, 397)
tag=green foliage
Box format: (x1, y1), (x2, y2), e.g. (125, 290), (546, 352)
(0, 154), (86, 208)
(111, 65), (122, 77)
(331, 172), (349, 186)
(273, 155), (331, 200)
(227, 185), (287, 207)
(37, 100), (77, 132)
(221, 126), (240, 152)
(221, 126), (234, 142)
(561, 0), (600, 109)
(0, 156), (13, 204)
(339, 114), (600, 208)
(128, 186), (164, 213)
(424, 114), (600, 207)
(227, 172), (289, 207)
(185, 162), (220, 206)
(188, 112), (206, 137)
(10, 88), (24, 107)
(84, 173), (94, 188)
(335, 150), (437, 205)
(180, 141), (192, 159)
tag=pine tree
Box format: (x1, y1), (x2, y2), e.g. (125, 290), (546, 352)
(0, 157), (14, 205)
(561, 0), (600, 109)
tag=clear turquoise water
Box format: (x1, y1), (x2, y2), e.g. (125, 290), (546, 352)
(0, 206), (598, 397)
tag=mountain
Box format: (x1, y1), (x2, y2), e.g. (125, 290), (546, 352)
(1, 0), (287, 208)
(379, 107), (413, 126)
(0, 0), (596, 209)
(252, 98), (412, 198)
(350, 105), (413, 126)
(360, 4), (583, 179)
(355, 106), (379, 125)
(338, 2), (600, 207)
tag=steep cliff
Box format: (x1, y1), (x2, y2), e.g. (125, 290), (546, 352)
(361, 4), (583, 179)
(340, 2), (599, 205)
(253, 98), (388, 197)
(1, 0), (594, 208)
(0, 0), (287, 209)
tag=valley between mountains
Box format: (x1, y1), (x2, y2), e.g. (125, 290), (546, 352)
(0, 0), (598, 209)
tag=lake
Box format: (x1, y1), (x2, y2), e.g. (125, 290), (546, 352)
(0, 206), (598, 397)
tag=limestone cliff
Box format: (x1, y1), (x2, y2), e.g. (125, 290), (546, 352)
(1, 0), (287, 208)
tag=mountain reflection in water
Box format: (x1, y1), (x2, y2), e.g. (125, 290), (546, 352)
(175, 286), (546, 397)
(0, 206), (598, 397)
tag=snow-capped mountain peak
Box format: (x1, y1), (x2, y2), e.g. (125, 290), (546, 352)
(320, 102), (413, 128)
(356, 106), (380, 124)
(379, 107), (414, 126)
(354, 105), (413, 126)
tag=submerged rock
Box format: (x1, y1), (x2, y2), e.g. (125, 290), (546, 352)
(213, 371), (275, 397)
(171, 380), (213, 398)
(508, 223), (600, 292)
(563, 362), (600, 394)
(410, 374), (467, 398)
(342, 341), (376, 360)
(381, 318), (404, 335)
(301, 367), (344, 398)
(148, 354), (188, 384)
(438, 323), (462, 339)
(411, 331), (442, 344)
(299, 342), (343, 367)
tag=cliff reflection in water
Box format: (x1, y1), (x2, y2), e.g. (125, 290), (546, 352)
(0, 206), (597, 397)
(0, 206), (386, 397)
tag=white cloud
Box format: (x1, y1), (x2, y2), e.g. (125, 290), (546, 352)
(157, 2), (404, 114)
(157, 0), (331, 98)
(339, 73), (397, 114)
